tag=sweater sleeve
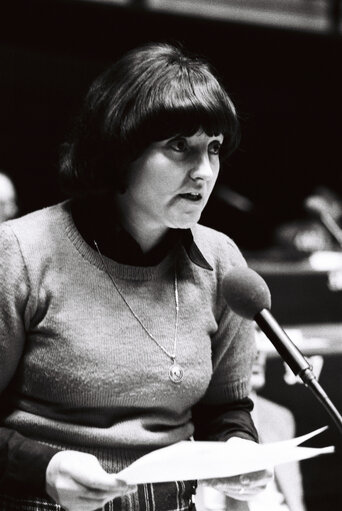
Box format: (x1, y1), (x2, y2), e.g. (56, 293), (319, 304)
(192, 315), (259, 443)
(192, 230), (257, 405)
(0, 223), (59, 493)
(202, 309), (256, 405)
(192, 231), (258, 441)
(0, 223), (30, 391)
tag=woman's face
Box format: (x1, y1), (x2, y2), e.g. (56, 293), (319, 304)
(119, 130), (224, 242)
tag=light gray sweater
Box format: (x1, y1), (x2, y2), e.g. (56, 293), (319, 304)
(0, 201), (255, 473)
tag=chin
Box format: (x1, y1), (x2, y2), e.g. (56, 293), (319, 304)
(174, 219), (201, 230)
(174, 212), (203, 229)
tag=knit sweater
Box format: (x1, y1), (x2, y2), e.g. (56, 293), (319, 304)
(0, 201), (255, 475)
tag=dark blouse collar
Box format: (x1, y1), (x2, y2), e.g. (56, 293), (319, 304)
(71, 195), (213, 270)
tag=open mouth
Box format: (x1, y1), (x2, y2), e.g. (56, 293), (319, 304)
(179, 192), (202, 202)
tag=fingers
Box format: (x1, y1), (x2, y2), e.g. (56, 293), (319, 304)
(204, 468), (274, 501)
(46, 450), (137, 511)
(77, 485), (126, 500)
(66, 454), (120, 490)
(68, 496), (110, 511)
(54, 479), (134, 511)
(77, 478), (137, 498)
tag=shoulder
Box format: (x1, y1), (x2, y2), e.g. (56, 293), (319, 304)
(0, 202), (73, 266)
(191, 223), (247, 271)
(0, 201), (70, 246)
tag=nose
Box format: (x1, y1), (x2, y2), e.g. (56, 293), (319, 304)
(189, 153), (214, 182)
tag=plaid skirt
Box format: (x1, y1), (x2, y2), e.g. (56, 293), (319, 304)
(0, 481), (197, 511)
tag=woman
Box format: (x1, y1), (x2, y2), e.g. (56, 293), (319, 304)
(0, 43), (272, 510)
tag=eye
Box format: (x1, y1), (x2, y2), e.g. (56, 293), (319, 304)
(169, 138), (188, 153)
(208, 140), (222, 155)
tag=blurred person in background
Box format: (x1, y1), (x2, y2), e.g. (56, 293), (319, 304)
(0, 171), (19, 223)
(247, 344), (306, 511)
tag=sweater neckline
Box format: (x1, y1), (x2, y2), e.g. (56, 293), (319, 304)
(61, 201), (177, 281)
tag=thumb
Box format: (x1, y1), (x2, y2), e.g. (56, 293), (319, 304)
(71, 456), (128, 491)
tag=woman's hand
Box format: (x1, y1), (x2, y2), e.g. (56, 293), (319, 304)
(204, 437), (273, 501)
(205, 468), (273, 501)
(46, 450), (137, 511)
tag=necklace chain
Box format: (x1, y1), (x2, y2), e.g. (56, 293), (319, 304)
(94, 240), (179, 362)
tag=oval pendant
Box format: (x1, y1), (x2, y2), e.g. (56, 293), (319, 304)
(169, 363), (184, 384)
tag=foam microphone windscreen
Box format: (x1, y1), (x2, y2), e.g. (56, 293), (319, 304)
(222, 267), (271, 320)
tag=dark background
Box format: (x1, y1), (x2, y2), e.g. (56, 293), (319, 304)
(1, 1), (342, 509)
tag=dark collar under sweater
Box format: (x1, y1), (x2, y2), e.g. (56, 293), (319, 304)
(71, 195), (213, 270)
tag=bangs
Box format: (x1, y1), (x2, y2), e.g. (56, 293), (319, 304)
(120, 63), (240, 161)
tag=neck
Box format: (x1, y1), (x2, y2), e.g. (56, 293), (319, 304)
(126, 224), (169, 253)
(115, 194), (169, 253)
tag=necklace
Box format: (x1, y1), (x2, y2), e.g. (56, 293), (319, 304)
(94, 240), (184, 384)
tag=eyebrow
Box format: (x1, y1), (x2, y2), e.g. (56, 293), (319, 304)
(158, 133), (224, 145)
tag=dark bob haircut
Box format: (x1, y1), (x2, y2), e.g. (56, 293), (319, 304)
(59, 42), (240, 195)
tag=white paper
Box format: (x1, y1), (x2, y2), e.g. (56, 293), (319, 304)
(117, 427), (334, 484)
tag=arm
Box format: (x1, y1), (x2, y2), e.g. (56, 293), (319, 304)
(0, 427), (59, 493)
(192, 398), (272, 501)
(0, 224), (135, 509)
(193, 279), (272, 500)
(0, 426), (136, 509)
(0, 223), (59, 494)
(192, 397), (258, 443)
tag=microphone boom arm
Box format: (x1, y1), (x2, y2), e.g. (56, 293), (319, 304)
(319, 211), (342, 248)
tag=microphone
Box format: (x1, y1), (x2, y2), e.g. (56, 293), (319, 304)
(223, 266), (342, 434)
(304, 195), (342, 249)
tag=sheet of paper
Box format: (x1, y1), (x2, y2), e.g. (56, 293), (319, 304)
(117, 427), (334, 484)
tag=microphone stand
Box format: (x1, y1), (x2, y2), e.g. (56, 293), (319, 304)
(318, 211), (342, 249)
(256, 309), (342, 435)
(304, 197), (342, 249)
